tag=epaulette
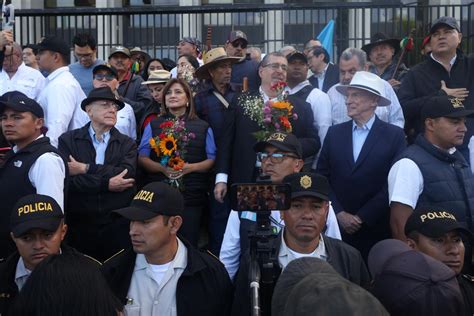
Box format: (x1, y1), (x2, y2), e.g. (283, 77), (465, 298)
(83, 254), (102, 266)
(103, 249), (125, 264)
(462, 274), (474, 282)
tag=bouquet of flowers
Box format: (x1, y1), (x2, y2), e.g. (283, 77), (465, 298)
(240, 81), (297, 141)
(149, 118), (195, 188)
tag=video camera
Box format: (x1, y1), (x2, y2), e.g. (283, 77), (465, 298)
(230, 176), (291, 316)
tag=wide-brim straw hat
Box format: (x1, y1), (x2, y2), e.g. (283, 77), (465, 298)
(195, 47), (240, 80)
(336, 71), (391, 106)
(141, 70), (172, 85)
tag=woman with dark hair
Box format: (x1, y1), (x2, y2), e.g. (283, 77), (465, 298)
(141, 58), (166, 81)
(176, 54), (201, 93)
(138, 78), (215, 246)
(8, 253), (123, 316)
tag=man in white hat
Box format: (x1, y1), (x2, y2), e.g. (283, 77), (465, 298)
(194, 47), (239, 255)
(317, 71), (406, 260)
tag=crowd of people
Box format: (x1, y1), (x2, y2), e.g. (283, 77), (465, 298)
(0, 14), (474, 315)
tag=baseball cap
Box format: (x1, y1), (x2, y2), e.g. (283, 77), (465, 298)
(0, 92), (44, 118)
(108, 46), (131, 59)
(114, 182), (184, 220)
(404, 208), (472, 238)
(273, 257), (388, 316)
(420, 95), (474, 121)
(368, 239), (464, 316)
(11, 194), (64, 238)
(92, 64), (118, 78)
(253, 132), (303, 159)
(430, 16), (460, 34)
(283, 172), (329, 201)
(37, 36), (70, 56)
(287, 50), (307, 64)
(228, 30), (248, 44)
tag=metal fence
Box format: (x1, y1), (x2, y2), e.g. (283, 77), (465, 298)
(11, 2), (474, 66)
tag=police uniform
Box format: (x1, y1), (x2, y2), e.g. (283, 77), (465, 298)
(102, 182), (233, 316)
(405, 208), (474, 316)
(0, 194), (94, 316)
(0, 92), (67, 259)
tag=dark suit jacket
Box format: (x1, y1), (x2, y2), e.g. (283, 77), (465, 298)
(216, 90), (319, 184)
(316, 116), (406, 240)
(308, 63), (339, 93)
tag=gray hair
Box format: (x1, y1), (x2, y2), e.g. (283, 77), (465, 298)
(260, 51), (286, 68)
(340, 47), (367, 69)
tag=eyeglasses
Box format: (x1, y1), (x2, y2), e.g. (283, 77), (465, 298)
(93, 73), (116, 81)
(257, 152), (298, 163)
(262, 63), (288, 72)
(75, 53), (94, 60)
(231, 41), (247, 49)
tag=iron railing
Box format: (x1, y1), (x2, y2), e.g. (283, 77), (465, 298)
(11, 2), (474, 66)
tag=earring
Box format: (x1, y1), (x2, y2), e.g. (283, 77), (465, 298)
(186, 102), (189, 108)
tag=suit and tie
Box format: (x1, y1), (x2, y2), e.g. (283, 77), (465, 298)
(309, 63), (339, 93)
(317, 116), (406, 259)
(216, 90), (319, 184)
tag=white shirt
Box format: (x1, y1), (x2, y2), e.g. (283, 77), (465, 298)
(0, 63), (46, 100)
(285, 80), (332, 146)
(328, 81), (405, 129)
(469, 136), (474, 174)
(13, 135), (66, 211)
(219, 206), (341, 280)
(278, 231), (327, 270)
(115, 103), (137, 140)
(312, 63), (329, 90)
(125, 238), (187, 316)
(388, 158), (424, 209)
(37, 67), (87, 147)
(14, 257), (31, 290)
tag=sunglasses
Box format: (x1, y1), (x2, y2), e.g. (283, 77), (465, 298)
(231, 41), (247, 49)
(93, 73), (116, 81)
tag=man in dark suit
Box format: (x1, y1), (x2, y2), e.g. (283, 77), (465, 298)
(214, 51), (319, 203)
(317, 71), (406, 260)
(307, 46), (339, 93)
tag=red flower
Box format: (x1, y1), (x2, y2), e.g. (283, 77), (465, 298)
(279, 116), (291, 130)
(159, 121), (174, 129)
(159, 133), (166, 139)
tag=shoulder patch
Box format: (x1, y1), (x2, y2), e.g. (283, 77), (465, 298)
(103, 249), (125, 264)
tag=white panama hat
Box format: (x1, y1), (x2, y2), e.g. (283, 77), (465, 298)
(336, 71), (391, 106)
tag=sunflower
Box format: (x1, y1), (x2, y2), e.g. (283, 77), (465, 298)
(149, 138), (160, 156)
(159, 135), (177, 156)
(272, 101), (292, 111)
(168, 157), (185, 171)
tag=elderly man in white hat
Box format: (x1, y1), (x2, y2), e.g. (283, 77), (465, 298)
(194, 47), (239, 255)
(317, 71), (406, 260)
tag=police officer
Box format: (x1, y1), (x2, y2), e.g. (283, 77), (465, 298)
(405, 208), (474, 316)
(0, 92), (66, 259)
(231, 172), (370, 316)
(102, 182), (233, 316)
(0, 194), (76, 315)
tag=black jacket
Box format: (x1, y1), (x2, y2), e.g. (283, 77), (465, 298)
(216, 90), (319, 184)
(308, 63), (339, 93)
(398, 51), (474, 145)
(459, 274), (474, 316)
(0, 245), (82, 316)
(101, 238), (233, 316)
(58, 123), (137, 215)
(231, 233), (370, 316)
(118, 73), (153, 123)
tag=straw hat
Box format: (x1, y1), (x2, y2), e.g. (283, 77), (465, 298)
(141, 70), (172, 85)
(195, 47), (240, 80)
